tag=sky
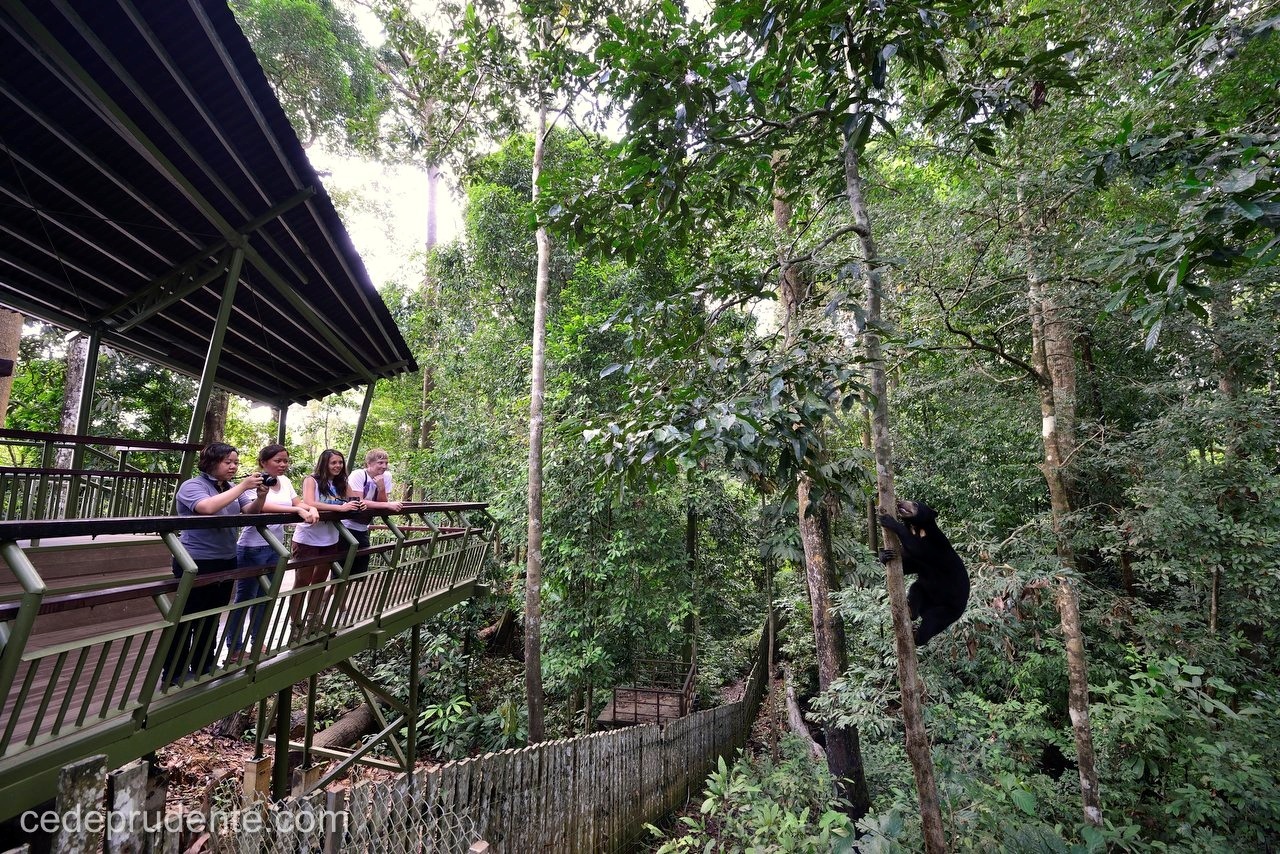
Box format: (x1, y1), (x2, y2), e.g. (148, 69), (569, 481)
(308, 2), (464, 290)
(307, 149), (462, 289)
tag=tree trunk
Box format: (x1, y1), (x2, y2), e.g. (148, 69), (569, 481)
(1017, 184), (1078, 489)
(1019, 187), (1075, 566)
(0, 309), (21, 427)
(1210, 286), (1241, 463)
(425, 163), (442, 251)
(1042, 295), (1077, 468)
(684, 493), (697, 667)
(523, 96), (551, 743)
(1209, 565), (1219, 635)
(202, 389), (229, 444)
(311, 704), (377, 753)
(767, 561), (779, 763)
(783, 665), (826, 764)
(56, 335), (89, 468)
(774, 153), (870, 820)
(1056, 577), (1102, 827)
(845, 140), (947, 853)
(863, 406), (878, 553)
(797, 478), (870, 816)
(407, 364), (437, 501)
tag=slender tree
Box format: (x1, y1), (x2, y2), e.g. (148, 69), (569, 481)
(774, 155), (869, 816)
(0, 309), (21, 427)
(524, 81), (552, 741)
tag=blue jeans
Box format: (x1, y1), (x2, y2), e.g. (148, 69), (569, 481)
(224, 545), (277, 655)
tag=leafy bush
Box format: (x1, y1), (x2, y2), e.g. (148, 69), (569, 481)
(646, 736), (854, 853)
(1092, 653), (1280, 849)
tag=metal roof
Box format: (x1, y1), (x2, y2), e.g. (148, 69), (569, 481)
(0, 0), (417, 406)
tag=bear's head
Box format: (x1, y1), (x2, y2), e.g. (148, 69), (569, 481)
(896, 499), (938, 527)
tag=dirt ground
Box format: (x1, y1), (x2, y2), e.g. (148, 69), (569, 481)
(154, 723), (435, 813)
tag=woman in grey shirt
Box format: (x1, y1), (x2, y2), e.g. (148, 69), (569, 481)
(160, 442), (264, 687)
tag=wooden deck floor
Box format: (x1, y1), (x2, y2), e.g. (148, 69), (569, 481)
(0, 537), (305, 755)
(596, 687), (685, 728)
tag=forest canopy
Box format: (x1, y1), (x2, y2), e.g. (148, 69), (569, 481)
(6, 0), (1278, 849)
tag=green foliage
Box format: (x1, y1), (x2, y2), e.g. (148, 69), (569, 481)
(92, 350), (197, 442)
(647, 737), (855, 853)
(312, 602), (527, 760)
(21, 0), (1279, 844)
(411, 697), (515, 760)
(231, 0), (383, 151)
(1093, 9), (1280, 340)
(5, 322), (66, 437)
(1092, 654), (1280, 849)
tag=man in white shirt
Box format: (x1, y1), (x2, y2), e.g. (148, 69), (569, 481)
(343, 448), (403, 574)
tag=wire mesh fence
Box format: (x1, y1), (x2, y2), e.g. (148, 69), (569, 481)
(191, 773), (482, 853)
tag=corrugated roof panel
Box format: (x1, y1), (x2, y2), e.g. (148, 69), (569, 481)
(0, 0), (416, 406)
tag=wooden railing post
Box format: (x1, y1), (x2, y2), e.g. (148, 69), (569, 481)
(33, 439), (56, 527)
(108, 450), (129, 516)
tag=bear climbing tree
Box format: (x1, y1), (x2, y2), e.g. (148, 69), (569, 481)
(878, 499), (971, 646)
(848, 148), (948, 851)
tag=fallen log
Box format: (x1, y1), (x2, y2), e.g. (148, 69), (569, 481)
(783, 666), (826, 764)
(311, 703), (377, 753)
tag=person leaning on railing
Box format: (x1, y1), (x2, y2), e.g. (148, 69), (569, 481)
(160, 442), (264, 687)
(342, 448), (403, 575)
(224, 443), (319, 663)
(289, 448), (364, 634)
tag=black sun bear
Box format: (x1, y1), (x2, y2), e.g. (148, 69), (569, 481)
(878, 498), (970, 646)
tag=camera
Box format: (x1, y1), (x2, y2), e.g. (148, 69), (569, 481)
(259, 473), (278, 487)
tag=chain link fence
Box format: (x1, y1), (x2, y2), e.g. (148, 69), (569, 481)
(194, 773), (482, 853)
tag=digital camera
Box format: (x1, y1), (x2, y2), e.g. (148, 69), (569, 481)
(259, 473), (278, 487)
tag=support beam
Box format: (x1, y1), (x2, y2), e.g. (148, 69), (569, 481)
(108, 256), (229, 334)
(93, 188), (315, 334)
(304, 673), (317, 770)
(286, 362), (413, 406)
(334, 661), (409, 717)
(182, 248), (243, 470)
(63, 328), (102, 516)
(243, 244), (374, 383)
(272, 687), (290, 801)
(407, 624), (420, 776)
(276, 404), (288, 445)
(349, 381), (376, 464)
(72, 328), (101, 438)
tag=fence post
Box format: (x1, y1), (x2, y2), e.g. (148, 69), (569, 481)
(105, 759), (149, 854)
(52, 754), (107, 854)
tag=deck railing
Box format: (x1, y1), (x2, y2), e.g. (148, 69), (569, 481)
(0, 503), (493, 766)
(607, 655), (698, 726)
(0, 429), (199, 523)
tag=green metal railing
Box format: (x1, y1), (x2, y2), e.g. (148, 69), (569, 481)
(0, 429), (199, 523)
(0, 502), (493, 817)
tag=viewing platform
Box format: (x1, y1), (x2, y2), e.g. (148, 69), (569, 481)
(0, 503), (494, 819)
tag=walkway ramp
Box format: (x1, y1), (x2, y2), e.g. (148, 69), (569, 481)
(0, 504), (493, 820)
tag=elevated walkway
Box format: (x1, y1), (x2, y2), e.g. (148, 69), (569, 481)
(0, 503), (494, 820)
